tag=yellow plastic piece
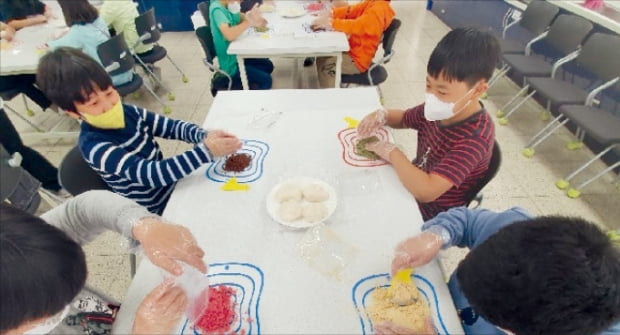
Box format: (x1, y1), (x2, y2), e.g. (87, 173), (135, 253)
(163, 106), (172, 115)
(182, 75), (189, 83)
(221, 177), (250, 191)
(555, 179), (570, 190)
(496, 110), (505, 118)
(344, 116), (359, 129)
(391, 268), (413, 285)
(167, 92), (176, 101)
(498, 117), (509, 126)
(608, 230), (620, 246)
(539, 111), (551, 121)
(26, 109), (35, 117)
(567, 188), (581, 198)
(522, 147), (535, 158)
(566, 141), (584, 151)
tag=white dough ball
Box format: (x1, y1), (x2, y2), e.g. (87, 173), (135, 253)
(279, 200), (302, 222)
(275, 184), (302, 203)
(302, 183), (329, 202)
(302, 203), (328, 223)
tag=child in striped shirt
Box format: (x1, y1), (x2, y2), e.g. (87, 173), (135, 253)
(357, 28), (500, 220)
(36, 47), (242, 214)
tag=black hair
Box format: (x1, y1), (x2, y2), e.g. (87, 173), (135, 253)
(58, 0), (98, 27)
(458, 216), (620, 335)
(36, 47), (113, 113)
(427, 27), (500, 86)
(0, 202), (87, 333)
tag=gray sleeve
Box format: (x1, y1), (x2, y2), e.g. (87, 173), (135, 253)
(40, 190), (156, 245)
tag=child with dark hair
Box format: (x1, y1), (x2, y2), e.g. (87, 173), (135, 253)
(0, 190), (207, 335)
(46, 0), (133, 86)
(381, 207), (620, 335)
(36, 47), (242, 214)
(357, 27), (500, 220)
(0, 0), (52, 30)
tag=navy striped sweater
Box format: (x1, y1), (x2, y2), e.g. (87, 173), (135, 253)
(78, 104), (212, 214)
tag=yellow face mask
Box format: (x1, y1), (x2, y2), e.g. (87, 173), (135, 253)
(81, 101), (125, 129)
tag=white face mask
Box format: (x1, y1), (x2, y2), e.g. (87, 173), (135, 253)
(424, 87), (475, 122)
(227, 1), (241, 14)
(23, 305), (70, 335)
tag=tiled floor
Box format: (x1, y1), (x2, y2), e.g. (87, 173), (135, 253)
(6, 1), (619, 302)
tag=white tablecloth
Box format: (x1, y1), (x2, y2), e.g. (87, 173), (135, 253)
(0, 1), (66, 75)
(113, 87), (464, 334)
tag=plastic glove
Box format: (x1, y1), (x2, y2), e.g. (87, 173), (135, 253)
(132, 281), (188, 335)
(133, 217), (207, 276)
(245, 6), (264, 28)
(374, 317), (436, 335)
(365, 141), (398, 163)
(357, 109), (387, 137)
(391, 232), (444, 275)
(204, 129), (243, 157)
(311, 12), (332, 30)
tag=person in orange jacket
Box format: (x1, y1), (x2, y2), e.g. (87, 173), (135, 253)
(311, 0), (395, 88)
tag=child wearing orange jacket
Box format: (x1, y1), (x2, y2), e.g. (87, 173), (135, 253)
(311, 0), (394, 88)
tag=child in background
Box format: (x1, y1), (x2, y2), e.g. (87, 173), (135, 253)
(98, 0), (154, 57)
(210, 0), (274, 90)
(37, 48), (242, 214)
(0, 0), (53, 30)
(357, 28), (500, 220)
(47, 0), (133, 87)
(383, 207), (620, 335)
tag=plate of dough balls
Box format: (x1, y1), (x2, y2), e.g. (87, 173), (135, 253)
(266, 177), (337, 228)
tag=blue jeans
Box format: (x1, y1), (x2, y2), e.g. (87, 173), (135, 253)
(233, 58), (274, 90)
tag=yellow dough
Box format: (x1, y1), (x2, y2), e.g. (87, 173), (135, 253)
(367, 282), (431, 332)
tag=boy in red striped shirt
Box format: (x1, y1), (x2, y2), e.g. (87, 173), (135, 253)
(357, 28), (500, 220)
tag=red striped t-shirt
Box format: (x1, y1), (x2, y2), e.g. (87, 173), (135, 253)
(402, 103), (495, 220)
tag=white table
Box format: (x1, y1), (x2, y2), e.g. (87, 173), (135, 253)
(192, 1), (350, 90)
(0, 1), (66, 75)
(113, 88), (464, 335)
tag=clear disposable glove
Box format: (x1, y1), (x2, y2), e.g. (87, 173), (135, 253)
(245, 5), (264, 28)
(374, 317), (436, 335)
(357, 109), (388, 137)
(365, 141), (398, 163)
(204, 129), (243, 157)
(391, 231), (444, 276)
(132, 281), (188, 335)
(132, 217), (207, 276)
(311, 12), (332, 30)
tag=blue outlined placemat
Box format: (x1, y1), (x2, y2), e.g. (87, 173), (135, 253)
(205, 140), (270, 183)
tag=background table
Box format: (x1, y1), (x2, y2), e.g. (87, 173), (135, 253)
(113, 87), (464, 334)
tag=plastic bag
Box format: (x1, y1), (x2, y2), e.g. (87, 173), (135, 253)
(173, 262), (210, 325)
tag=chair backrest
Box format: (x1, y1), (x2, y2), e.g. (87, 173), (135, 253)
(135, 8), (161, 44)
(544, 14), (593, 55)
(382, 18), (401, 61)
(58, 146), (110, 196)
(198, 1), (211, 26)
(519, 0), (560, 36)
(97, 32), (135, 75)
(576, 33), (620, 83)
(195, 25), (217, 67)
(465, 140), (502, 206)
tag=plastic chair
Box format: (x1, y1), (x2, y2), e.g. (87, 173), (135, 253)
(466, 140), (502, 208)
(0, 88), (45, 132)
(195, 25), (234, 96)
(197, 1), (211, 26)
(341, 18), (401, 103)
(495, 14), (593, 124)
(135, 9), (189, 84)
(97, 32), (171, 114)
(58, 146), (138, 276)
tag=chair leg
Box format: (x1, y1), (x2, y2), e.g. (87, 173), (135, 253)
(39, 188), (66, 208)
(566, 127), (585, 150)
(498, 88), (537, 125)
(556, 144), (616, 191)
(129, 254), (137, 277)
(3, 103), (46, 132)
(522, 115), (569, 158)
(567, 160), (620, 198)
(487, 64), (510, 90)
(376, 85), (385, 105)
(21, 94), (35, 117)
(164, 53), (188, 83)
(496, 84), (529, 118)
(142, 80), (171, 115)
(134, 56), (175, 101)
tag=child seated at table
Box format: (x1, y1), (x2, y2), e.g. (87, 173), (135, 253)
(382, 207), (620, 335)
(0, 0), (53, 30)
(0, 190), (207, 335)
(357, 27), (500, 220)
(36, 47), (242, 214)
(46, 0), (133, 87)
(99, 0), (154, 57)
(209, 0), (274, 90)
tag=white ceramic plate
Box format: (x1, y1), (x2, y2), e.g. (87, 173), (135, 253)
(266, 177), (337, 228)
(279, 6), (306, 18)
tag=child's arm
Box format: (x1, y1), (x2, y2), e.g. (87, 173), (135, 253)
(331, 1), (391, 37)
(389, 150), (454, 203)
(6, 15), (47, 30)
(139, 107), (206, 144)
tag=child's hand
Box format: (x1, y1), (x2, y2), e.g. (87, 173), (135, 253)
(365, 140), (397, 163)
(391, 232), (444, 275)
(31, 14), (48, 25)
(374, 317), (436, 334)
(204, 129), (242, 157)
(132, 281), (188, 335)
(311, 13), (332, 30)
(357, 109), (387, 137)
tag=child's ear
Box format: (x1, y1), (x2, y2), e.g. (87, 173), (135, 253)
(476, 80), (489, 94)
(65, 111), (81, 120)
